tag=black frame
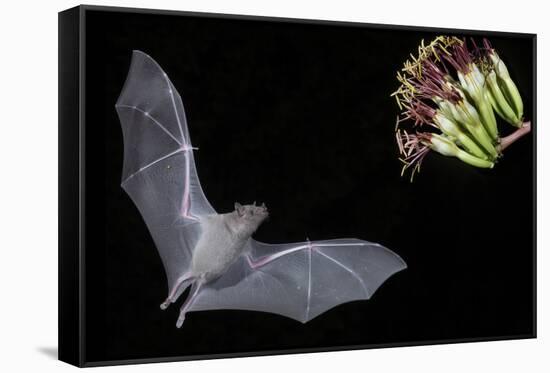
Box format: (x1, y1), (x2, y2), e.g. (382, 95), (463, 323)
(59, 5), (537, 367)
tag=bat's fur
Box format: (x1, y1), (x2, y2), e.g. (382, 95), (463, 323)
(191, 202), (269, 282)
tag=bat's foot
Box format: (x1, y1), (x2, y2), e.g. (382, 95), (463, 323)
(176, 313), (186, 328)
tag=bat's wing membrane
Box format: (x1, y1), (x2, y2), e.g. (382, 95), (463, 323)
(115, 50), (216, 295)
(189, 238), (406, 323)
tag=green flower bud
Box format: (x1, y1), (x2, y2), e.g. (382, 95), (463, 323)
(429, 134), (494, 169)
(486, 70), (521, 126)
(433, 113), (487, 159)
(489, 52), (524, 126)
(438, 99), (498, 159)
(457, 65), (498, 140)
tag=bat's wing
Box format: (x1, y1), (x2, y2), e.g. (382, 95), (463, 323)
(115, 50), (216, 299)
(189, 238), (406, 323)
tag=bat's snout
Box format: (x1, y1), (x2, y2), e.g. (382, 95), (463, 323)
(255, 202), (269, 222)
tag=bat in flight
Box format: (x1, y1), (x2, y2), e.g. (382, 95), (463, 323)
(115, 50), (407, 328)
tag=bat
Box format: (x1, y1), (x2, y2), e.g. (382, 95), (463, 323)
(115, 50), (407, 328)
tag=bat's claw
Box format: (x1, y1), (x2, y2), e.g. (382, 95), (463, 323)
(160, 295), (174, 310)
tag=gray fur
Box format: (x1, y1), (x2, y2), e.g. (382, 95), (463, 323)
(191, 202), (268, 282)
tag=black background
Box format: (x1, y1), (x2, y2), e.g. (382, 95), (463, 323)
(83, 8), (535, 364)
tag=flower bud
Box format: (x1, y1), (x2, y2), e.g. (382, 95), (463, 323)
(486, 70), (521, 126)
(457, 66), (498, 140)
(433, 113), (487, 159)
(429, 134), (494, 169)
(488, 50), (524, 127)
(429, 134), (458, 157)
(438, 99), (498, 159)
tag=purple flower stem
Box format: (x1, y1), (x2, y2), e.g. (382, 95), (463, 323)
(499, 121), (531, 152)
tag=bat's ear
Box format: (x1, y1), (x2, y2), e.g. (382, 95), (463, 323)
(234, 202), (245, 217)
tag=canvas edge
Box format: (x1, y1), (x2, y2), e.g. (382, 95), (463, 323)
(58, 4), (537, 367)
(58, 5), (85, 368)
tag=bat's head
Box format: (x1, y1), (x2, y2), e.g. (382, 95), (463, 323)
(233, 201), (269, 233)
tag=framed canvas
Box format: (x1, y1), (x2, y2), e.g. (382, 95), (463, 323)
(58, 5), (536, 367)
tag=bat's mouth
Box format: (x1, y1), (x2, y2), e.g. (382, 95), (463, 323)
(254, 202), (269, 221)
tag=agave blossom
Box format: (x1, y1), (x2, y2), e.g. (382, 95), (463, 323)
(395, 131), (430, 179)
(392, 36), (530, 181)
(476, 39), (525, 127)
(397, 129), (496, 179)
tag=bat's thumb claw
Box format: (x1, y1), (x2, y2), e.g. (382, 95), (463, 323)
(160, 302), (169, 310)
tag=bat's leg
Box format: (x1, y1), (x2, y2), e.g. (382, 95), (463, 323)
(160, 273), (194, 310)
(176, 281), (202, 328)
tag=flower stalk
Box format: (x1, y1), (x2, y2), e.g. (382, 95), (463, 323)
(499, 121), (531, 151)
